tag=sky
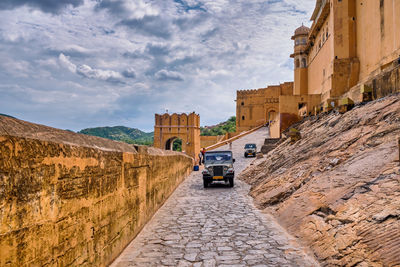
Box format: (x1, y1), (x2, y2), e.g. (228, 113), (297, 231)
(0, 0), (315, 132)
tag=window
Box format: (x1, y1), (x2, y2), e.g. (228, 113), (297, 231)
(302, 38), (306, 44)
(301, 58), (307, 68)
(295, 39), (300, 45)
(241, 101), (244, 106)
(295, 59), (300, 68)
(242, 116), (245, 120)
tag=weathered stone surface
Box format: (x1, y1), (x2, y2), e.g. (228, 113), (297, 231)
(111, 128), (319, 267)
(239, 94), (400, 266)
(261, 138), (280, 154)
(0, 116), (193, 266)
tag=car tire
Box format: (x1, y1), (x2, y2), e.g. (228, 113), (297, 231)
(203, 180), (208, 188)
(244, 153), (247, 158)
(229, 177), (234, 187)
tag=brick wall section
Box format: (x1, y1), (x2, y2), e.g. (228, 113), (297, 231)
(0, 117), (193, 267)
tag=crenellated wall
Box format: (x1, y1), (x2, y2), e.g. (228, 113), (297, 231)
(0, 116), (193, 267)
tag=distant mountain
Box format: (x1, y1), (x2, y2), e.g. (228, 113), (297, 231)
(201, 116), (236, 136)
(0, 113), (15, 118)
(79, 126), (153, 146)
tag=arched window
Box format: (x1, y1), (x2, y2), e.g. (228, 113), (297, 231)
(301, 58), (307, 68)
(295, 39), (300, 45)
(295, 59), (300, 69)
(302, 38), (306, 44)
(242, 116), (245, 120)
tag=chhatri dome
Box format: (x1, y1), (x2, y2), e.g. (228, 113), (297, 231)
(294, 24), (310, 36)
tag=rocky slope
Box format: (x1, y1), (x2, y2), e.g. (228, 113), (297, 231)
(239, 94), (400, 266)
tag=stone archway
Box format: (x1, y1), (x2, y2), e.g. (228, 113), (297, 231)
(267, 110), (277, 123)
(154, 112), (200, 159)
(165, 137), (184, 152)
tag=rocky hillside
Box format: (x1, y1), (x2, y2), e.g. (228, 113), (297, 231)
(79, 126), (153, 145)
(240, 94), (400, 266)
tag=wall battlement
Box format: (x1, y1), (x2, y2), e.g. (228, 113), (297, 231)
(155, 112), (200, 127)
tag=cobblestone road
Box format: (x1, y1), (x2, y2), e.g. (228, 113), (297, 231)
(111, 128), (319, 267)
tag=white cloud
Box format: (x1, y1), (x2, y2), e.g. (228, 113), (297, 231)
(59, 53), (77, 73)
(76, 64), (123, 81)
(155, 69), (184, 81)
(59, 53), (124, 82)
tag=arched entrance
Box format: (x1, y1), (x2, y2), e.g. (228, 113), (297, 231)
(267, 109), (277, 123)
(154, 112), (200, 159)
(165, 137), (183, 152)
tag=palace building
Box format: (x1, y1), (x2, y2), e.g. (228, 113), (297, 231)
(236, 0), (400, 138)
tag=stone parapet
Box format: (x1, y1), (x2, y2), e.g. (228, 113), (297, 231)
(0, 116), (193, 267)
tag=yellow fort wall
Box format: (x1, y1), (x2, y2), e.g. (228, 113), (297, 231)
(235, 83), (293, 133)
(0, 117), (193, 267)
(356, 0), (400, 83)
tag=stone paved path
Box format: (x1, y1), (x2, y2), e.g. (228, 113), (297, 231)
(111, 128), (319, 267)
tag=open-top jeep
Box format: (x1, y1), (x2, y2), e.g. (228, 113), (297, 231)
(244, 143), (257, 157)
(202, 151), (235, 188)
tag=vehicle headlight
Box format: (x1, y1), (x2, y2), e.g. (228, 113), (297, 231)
(223, 166), (228, 171)
(207, 166), (213, 172)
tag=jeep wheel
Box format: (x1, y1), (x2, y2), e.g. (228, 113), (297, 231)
(203, 180), (209, 188)
(244, 153), (247, 158)
(229, 177), (234, 187)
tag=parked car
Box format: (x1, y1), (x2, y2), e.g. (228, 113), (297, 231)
(202, 151), (235, 188)
(244, 143), (257, 157)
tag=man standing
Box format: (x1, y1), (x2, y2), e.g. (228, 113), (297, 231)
(201, 148), (206, 164)
(198, 151), (202, 165)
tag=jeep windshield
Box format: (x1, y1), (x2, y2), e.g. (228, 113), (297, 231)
(244, 144), (256, 149)
(204, 152), (232, 164)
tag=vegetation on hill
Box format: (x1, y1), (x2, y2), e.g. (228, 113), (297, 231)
(200, 116), (236, 136)
(0, 113), (15, 118)
(78, 116), (236, 148)
(79, 126), (153, 146)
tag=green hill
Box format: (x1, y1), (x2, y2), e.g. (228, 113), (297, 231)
(79, 126), (153, 146)
(200, 116), (236, 136)
(0, 113), (16, 118)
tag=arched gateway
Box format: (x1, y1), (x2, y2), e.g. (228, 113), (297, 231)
(154, 112), (200, 160)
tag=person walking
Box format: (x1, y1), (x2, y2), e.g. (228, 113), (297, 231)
(229, 142), (232, 150)
(198, 151), (202, 166)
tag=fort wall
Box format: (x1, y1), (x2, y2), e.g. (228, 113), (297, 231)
(200, 135), (225, 149)
(0, 116), (193, 267)
(356, 0), (400, 83)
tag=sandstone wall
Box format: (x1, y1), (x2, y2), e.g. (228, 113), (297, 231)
(200, 135), (225, 149)
(0, 117), (193, 267)
(344, 63), (400, 104)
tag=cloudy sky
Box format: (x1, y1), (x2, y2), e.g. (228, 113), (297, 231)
(0, 0), (315, 132)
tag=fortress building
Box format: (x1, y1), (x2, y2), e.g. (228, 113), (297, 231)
(237, 0), (400, 138)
